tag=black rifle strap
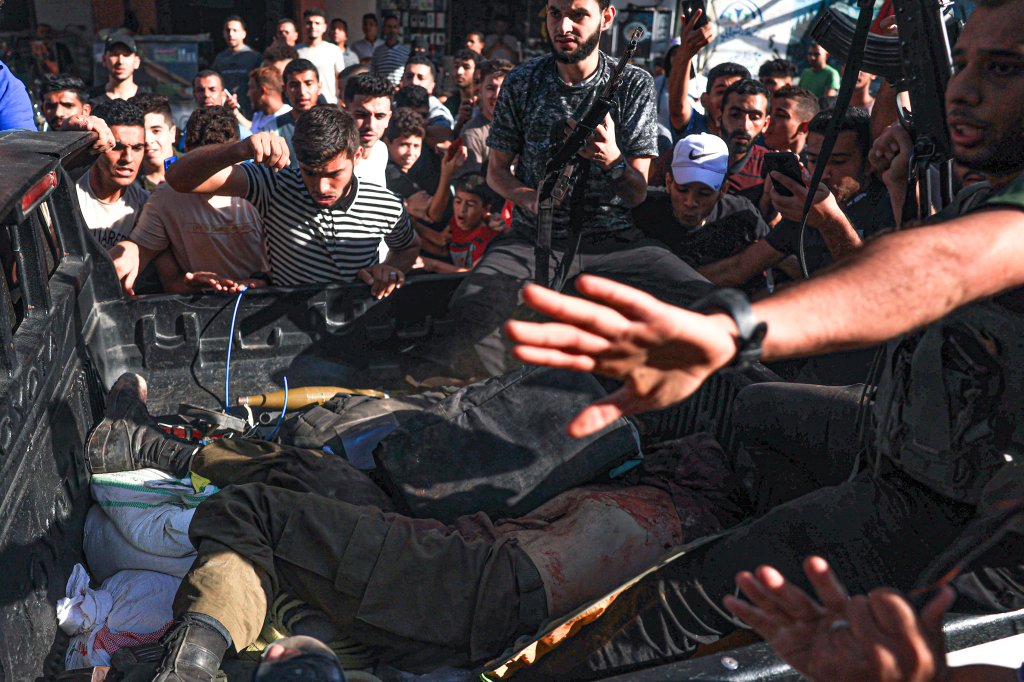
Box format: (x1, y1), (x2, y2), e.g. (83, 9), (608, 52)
(796, 0), (877, 279)
(535, 179), (556, 287)
(549, 161), (592, 292)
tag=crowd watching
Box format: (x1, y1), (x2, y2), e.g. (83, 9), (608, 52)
(4, 0), (1024, 680)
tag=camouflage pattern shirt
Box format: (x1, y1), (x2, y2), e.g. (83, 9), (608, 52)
(487, 52), (659, 239)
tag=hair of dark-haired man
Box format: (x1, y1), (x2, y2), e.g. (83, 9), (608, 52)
(331, 18), (348, 31)
(721, 78), (772, 113)
(277, 17), (297, 28)
(194, 69), (223, 87)
(39, 74), (88, 103)
(404, 53), (436, 81)
(263, 42), (299, 64)
(185, 105), (239, 150)
(362, 12), (379, 22)
(303, 7), (327, 21)
(129, 93), (173, 125)
(707, 62), (752, 92)
(454, 48), (483, 67)
(466, 31), (485, 42)
(224, 14), (245, 30)
(385, 109), (426, 141)
(773, 85), (819, 122)
(758, 58), (797, 79)
(808, 106), (872, 160)
(92, 98), (144, 128)
(284, 58), (319, 83)
(453, 171), (497, 204)
(292, 105), (361, 168)
(478, 58), (514, 83)
(343, 72), (393, 104)
(393, 84), (430, 112)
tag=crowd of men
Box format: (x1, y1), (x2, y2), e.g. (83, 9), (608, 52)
(3, 0), (1024, 679)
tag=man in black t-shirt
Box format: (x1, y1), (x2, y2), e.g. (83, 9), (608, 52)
(437, 0), (713, 377)
(635, 134), (769, 293)
(701, 107), (892, 287)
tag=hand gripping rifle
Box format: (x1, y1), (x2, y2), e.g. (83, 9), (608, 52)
(792, 0), (960, 277)
(812, 0), (961, 221)
(535, 27), (644, 289)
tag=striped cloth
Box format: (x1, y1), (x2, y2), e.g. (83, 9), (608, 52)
(241, 164), (414, 286)
(371, 42), (411, 87)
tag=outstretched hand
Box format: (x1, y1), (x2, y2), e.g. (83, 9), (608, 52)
(505, 275), (738, 437)
(723, 556), (955, 682)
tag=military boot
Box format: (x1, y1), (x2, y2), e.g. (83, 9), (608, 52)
(85, 372), (196, 476)
(112, 614), (230, 682)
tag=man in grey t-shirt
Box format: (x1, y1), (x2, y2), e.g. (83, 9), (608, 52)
(440, 0), (713, 377)
(211, 15), (263, 118)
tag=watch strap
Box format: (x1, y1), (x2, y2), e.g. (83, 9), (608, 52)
(692, 289), (768, 369)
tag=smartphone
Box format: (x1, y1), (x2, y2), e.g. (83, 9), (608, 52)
(681, 0), (710, 30)
(445, 136), (464, 162)
(762, 152), (805, 197)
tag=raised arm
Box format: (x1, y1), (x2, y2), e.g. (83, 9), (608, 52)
(668, 11), (715, 131)
(506, 205), (1024, 436)
(166, 132), (290, 196)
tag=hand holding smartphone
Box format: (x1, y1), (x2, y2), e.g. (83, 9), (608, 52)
(762, 152), (805, 197)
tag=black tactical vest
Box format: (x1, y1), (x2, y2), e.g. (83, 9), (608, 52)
(874, 290), (1024, 503)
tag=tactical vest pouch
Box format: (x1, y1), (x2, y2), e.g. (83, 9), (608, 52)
(875, 301), (1024, 504)
(374, 366), (640, 522)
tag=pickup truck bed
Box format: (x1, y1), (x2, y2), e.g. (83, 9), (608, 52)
(0, 130), (1020, 681)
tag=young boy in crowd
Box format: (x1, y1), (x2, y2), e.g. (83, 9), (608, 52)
(415, 172), (508, 273)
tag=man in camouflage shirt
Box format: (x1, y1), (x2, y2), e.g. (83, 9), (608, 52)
(443, 0), (713, 377)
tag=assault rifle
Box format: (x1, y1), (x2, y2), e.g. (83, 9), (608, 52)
(535, 27), (644, 289)
(811, 0), (962, 220)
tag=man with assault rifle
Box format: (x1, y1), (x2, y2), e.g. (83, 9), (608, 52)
(439, 0), (713, 378)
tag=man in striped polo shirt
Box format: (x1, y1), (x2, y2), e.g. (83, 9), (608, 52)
(371, 15), (410, 88)
(167, 105), (420, 298)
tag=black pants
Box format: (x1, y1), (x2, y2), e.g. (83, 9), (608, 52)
(445, 230), (715, 377)
(516, 382), (1024, 680)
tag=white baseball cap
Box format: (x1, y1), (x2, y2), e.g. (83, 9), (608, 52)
(670, 133), (729, 190)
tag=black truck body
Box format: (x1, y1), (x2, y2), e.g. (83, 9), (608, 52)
(0, 131), (1020, 681)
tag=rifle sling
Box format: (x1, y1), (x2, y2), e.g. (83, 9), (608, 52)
(796, 0), (877, 278)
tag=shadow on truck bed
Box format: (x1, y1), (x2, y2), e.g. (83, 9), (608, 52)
(0, 130), (1020, 681)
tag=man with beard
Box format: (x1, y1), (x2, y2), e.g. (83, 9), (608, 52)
(439, 0), (713, 377)
(371, 15), (410, 88)
(74, 99), (150, 248)
(445, 48), (482, 120)
(719, 78), (772, 204)
(297, 8), (348, 104)
(700, 106), (890, 287)
(503, 0), (1024, 677)
(39, 74), (90, 131)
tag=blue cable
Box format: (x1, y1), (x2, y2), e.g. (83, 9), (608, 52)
(224, 286), (251, 411)
(268, 376), (289, 440)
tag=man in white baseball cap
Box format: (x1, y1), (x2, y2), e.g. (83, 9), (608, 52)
(635, 133), (770, 293)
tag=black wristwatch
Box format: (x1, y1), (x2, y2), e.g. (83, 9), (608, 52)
(607, 156), (628, 182)
(693, 289), (768, 369)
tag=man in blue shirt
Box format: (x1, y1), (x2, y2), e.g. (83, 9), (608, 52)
(0, 59), (35, 130)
